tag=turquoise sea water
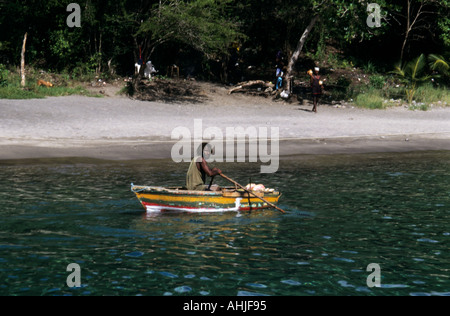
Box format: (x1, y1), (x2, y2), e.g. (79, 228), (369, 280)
(0, 151), (449, 296)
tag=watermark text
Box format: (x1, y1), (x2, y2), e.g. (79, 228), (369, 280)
(366, 263), (381, 288)
(171, 119), (279, 173)
(67, 3), (81, 28)
(367, 3), (381, 28)
(66, 263), (81, 288)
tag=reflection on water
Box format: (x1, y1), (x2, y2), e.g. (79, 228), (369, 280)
(0, 151), (449, 296)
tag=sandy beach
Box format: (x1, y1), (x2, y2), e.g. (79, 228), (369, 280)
(1, 82), (449, 161)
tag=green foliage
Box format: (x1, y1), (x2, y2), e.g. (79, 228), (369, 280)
(414, 83), (450, 105)
(71, 62), (96, 81)
(137, 0), (243, 60)
(0, 83), (95, 99)
(0, 64), (9, 87)
(438, 18), (450, 48)
(0, 0), (449, 85)
(429, 54), (449, 76)
(363, 61), (377, 74)
(354, 89), (385, 109)
(391, 54), (432, 104)
(436, 0), (450, 48)
(0, 66), (99, 99)
(49, 29), (72, 60)
(325, 0), (397, 43)
(369, 75), (386, 89)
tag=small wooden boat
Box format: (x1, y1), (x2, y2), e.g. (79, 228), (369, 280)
(131, 183), (282, 213)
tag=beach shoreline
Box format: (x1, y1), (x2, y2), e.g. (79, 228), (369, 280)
(1, 133), (449, 162)
(1, 82), (449, 162)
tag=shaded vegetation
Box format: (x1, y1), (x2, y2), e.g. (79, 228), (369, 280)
(0, 66), (100, 99)
(0, 0), (449, 107)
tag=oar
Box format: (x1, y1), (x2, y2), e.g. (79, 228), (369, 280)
(207, 175), (215, 191)
(219, 173), (286, 214)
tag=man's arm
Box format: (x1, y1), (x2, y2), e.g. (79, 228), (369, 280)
(197, 158), (221, 177)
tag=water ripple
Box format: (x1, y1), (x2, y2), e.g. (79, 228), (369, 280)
(1, 154), (449, 296)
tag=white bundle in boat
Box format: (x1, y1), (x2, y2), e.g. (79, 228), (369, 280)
(245, 183), (265, 191)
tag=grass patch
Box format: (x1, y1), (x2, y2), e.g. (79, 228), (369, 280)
(353, 89), (385, 109)
(351, 82), (449, 110)
(0, 84), (98, 99)
(413, 83), (450, 106)
(408, 102), (430, 111)
(0, 66), (102, 99)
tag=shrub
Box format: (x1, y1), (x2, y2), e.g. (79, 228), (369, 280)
(0, 67), (100, 99)
(369, 75), (385, 89)
(354, 89), (385, 109)
(414, 83), (450, 106)
(0, 64), (9, 87)
(391, 54), (431, 104)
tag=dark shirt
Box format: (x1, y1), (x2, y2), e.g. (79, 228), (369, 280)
(311, 75), (322, 95)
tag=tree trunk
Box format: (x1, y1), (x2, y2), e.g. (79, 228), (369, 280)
(228, 80), (273, 94)
(400, 0), (428, 63)
(20, 32), (28, 88)
(97, 31), (102, 74)
(400, 31), (409, 63)
(285, 15), (319, 94)
(400, 0), (411, 63)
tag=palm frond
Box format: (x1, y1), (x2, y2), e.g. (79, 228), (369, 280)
(429, 54), (449, 75)
(390, 63), (405, 77)
(407, 54), (427, 80)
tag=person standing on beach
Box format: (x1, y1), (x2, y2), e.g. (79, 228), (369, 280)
(308, 67), (324, 113)
(275, 50), (285, 91)
(186, 142), (222, 191)
(275, 64), (284, 90)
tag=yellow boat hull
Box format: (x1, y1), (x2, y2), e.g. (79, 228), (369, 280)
(131, 184), (281, 213)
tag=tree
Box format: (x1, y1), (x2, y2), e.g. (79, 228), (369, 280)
(398, 0), (435, 62)
(285, 15), (319, 93)
(389, 0), (450, 62)
(133, 0), (243, 75)
(20, 32), (27, 87)
(0, 0), (448, 86)
(283, 0), (394, 93)
(436, 0), (450, 50)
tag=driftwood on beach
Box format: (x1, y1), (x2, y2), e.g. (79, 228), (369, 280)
(228, 80), (274, 95)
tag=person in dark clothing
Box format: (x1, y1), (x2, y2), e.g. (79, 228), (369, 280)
(308, 67), (324, 113)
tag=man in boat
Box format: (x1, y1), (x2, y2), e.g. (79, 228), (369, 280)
(186, 142), (222, 191)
